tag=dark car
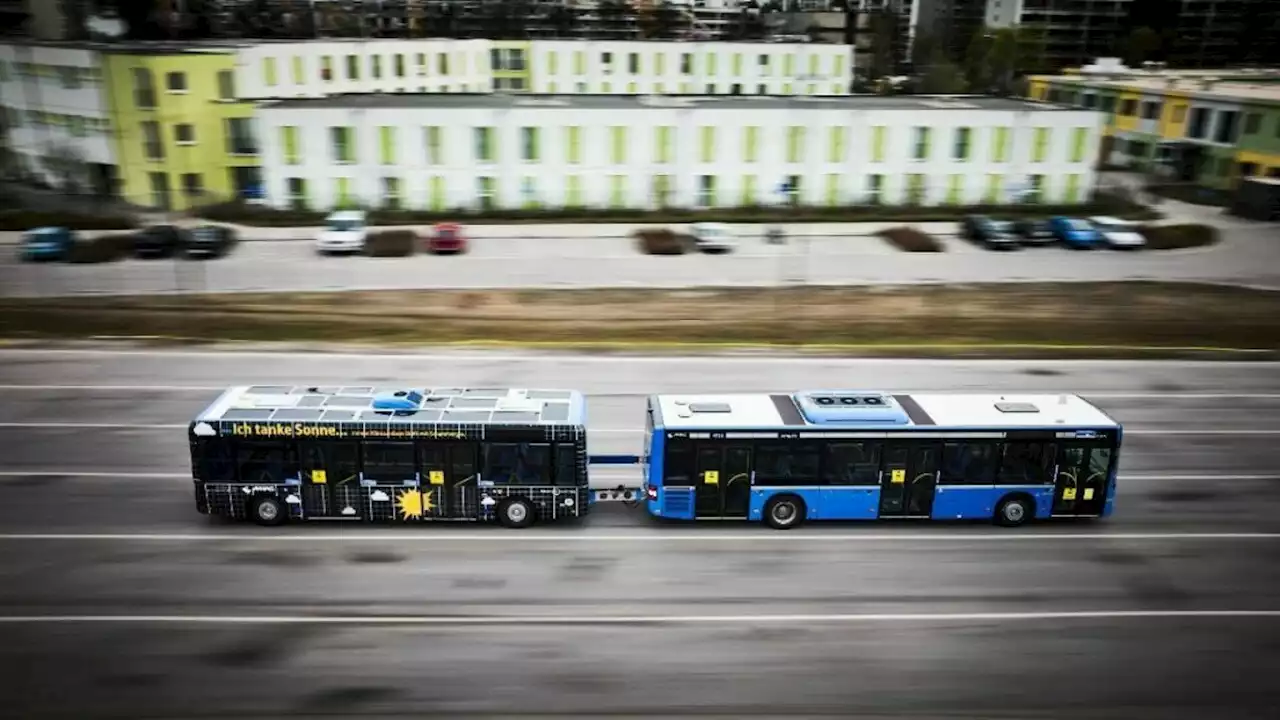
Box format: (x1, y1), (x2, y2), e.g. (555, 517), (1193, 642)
(1012, 218), (1057, 246)
(959, 215), (1019, 250)
(133, 224), (191, 259)
(185, 224), (238, 259)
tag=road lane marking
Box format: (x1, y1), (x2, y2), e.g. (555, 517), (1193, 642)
(2, 422), (1278, 437)
(0, 610), (1276, 625)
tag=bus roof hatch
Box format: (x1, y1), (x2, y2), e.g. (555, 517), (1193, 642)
(792, 391), (912, 426)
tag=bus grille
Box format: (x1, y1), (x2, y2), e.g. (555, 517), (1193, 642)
(663, 489), (692, 516)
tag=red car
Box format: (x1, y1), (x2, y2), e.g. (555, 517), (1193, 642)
(424, 222), (467, 254)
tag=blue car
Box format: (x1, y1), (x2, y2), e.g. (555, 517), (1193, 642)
(19, 226), (78, 262)
(1048, 216), (1102, 249)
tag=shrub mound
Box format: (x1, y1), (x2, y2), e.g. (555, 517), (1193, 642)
(0, 210), (136, 232)
(877, 226), (945, 252)
(1136, 223), (1220, 251)
(365, 230), (417, 257)
(66, 233), (135, 264)
(634, 228), (690, 255)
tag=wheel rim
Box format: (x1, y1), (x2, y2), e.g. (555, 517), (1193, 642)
(258, 501), (278, 521)
(1004, 502), (1025, 523)
(772, 501), (796, 525)
(507, 502), (528, 523)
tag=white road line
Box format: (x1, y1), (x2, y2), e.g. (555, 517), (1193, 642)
(2, 423), (1278, 437)
(0, 532), (1276, 543)
(0, 610), (1276, 625)
(1, 348), (1277, 367)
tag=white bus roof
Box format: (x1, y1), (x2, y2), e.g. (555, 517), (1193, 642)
(653, 391), (1118, 431)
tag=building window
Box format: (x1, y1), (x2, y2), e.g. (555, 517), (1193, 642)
(217, 70), (234, 100)
(262, 57), (277, 87)
(786, 126), (804, 163)
(785, 175), (801, 205)
(1187, 107), (1209, 139)
(438, 53), (449, 75)
(521, 127), (539, 162)
(477, 176), (496, 210)
(905, 174), (925, 205)
(58, 66), (80, 89)
(680, 53), (692, 74)
(1141, 101), (1160, 120)
(698, 175), (715, 207)
(912, 127), (929, 161)
(474, 127), (494, 162)
(601, 51), (613, 74)
(132, 68), (155, 109)
(1027, 174), (1044, 203)
(148, 172), (168, 208)
(371, 54), (382, 79)
(521, 176), (538, 208)
(141, 121), (163, 160)
(330, 126), (353, 164)
(174, 123), (195, 145)
(382, 177), (400, 209)
(286, 178), (306, 210)
(320, 56), (333, 81)
(225, 118), (258, 155)
(628, 53), (639, 74)
(182, 173), (202, 198)
(346, 55), (359, 80)
(424, 126), (442, 164)
(953, 127), (971, 161)
(166, 71), (186, 93)
(1032, 128), (1050, 163)
(1119, 98), (1136, 117)
(1214, 110), (1239, 143)
(1244, 113), (1262, 135)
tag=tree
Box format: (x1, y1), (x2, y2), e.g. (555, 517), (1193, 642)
(41, 142), (88, 195)
(865, 8), (900, 81)
(1124, 26), (1161, 67)
(916, 61), (968, 94)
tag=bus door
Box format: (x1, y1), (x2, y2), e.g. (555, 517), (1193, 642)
(694, 442), (752, 518)
(418, 442), (479, 520)
(1054, 442), (1112, 516)
(299, 440), (361, 518)
(879, 442), (941, 517)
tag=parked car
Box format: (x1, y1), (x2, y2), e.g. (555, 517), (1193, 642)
(1048, 216), (1102, 249)
(1012, 218), (1057, 246)
(425, 222), (468, 254)
(960, 215), (1020, 250)
(689, 222), (736, 253)
(185, 224), (238, 259)
(133, 224), (190, 258)
(1088, 216), (1147, 250)
(19, 226), (77, 262)
(316, 210), (368, 254)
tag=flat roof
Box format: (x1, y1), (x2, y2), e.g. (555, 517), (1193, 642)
(261, 93), (1073, 113)
(1037, 75), (1280, 104)
(654, 392), (1118, 431)
(195, 386), (586, 427)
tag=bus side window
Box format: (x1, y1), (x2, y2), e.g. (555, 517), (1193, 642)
(451, 443), (478, 483)
(236, 440), (297, 483)
(822, 442), (881, 485)
(482, 442), (551, 484)
(664, 438), (694, 485)
(941, 442), (997, 484)
(364, 441), (415, 481)
(756, 443), (821, 485)
(553, 442), (578, 486)
(998, 442), (1055, 485)
(300, 441), (359, 485)
(1088, 446), (1112, 479)
(195, 438), (235, 482)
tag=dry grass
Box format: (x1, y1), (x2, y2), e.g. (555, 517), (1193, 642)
(1, 283), (1277, 357)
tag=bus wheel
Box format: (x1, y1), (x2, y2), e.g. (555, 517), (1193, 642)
(249, 495), (286, 527)
(995, 495), (1033, 528)
(763, 495), (806, 530)
(497, 497), (535, 529)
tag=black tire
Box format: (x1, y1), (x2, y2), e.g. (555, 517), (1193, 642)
(995, 495), (1033, 528)
(763, 494), (806, 530)
(249, 495), (287, 526)
(497, 497), (536, 529)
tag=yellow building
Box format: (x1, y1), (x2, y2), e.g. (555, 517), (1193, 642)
(101, 48), (260, 212)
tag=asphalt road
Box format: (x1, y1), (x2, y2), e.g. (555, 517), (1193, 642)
(1, 347), (1279, 718)
(3, 223), (1280, 296)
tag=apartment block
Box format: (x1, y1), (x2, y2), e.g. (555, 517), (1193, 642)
(985, 0), (1133, 68)
(257, 93), (1103, 212)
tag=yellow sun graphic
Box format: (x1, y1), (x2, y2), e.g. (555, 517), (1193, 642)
(395, 489), (436, 520)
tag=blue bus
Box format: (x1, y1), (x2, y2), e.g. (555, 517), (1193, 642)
(641, 390), (1121, 529)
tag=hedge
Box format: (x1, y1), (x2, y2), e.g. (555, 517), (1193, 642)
(66, 233), (135, 264)
(365, 230), (417, 257)
(1136, 223), (1221, 251)
(877, 227), (945, 252)
(194, 192), (1160, 228)
(634, 228), (691, 255)
(0, 210), (137, 232)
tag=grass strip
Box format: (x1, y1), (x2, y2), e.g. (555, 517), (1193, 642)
(0, 282), (1277, 359)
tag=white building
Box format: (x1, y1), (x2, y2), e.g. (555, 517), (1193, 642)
(0, 42), (117, 194)
(231, 38), (852, 100)
(256, 94), (1104, 212)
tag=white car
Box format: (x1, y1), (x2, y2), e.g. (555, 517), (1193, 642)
(689, 222), (736, 253)
(316, 210), (368, 254)
(1088, 216), (1147, 250)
